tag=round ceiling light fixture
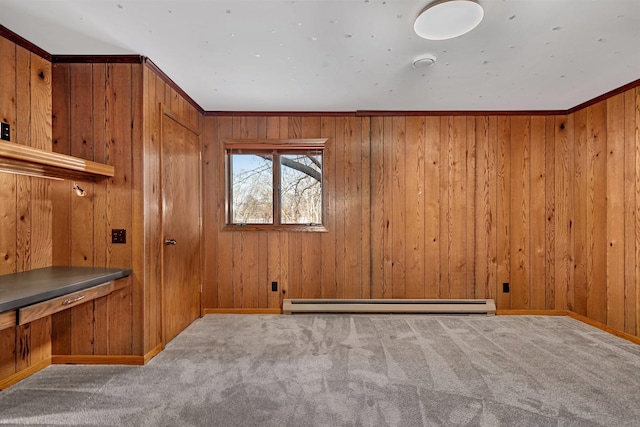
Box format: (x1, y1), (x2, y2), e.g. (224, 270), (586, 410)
(412, 53), (437, 69)
(414, 0), (484, 40)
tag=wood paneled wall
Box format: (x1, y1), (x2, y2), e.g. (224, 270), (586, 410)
(202, 116), (371, 309)
(49, 61), (202, 357)
(0, 36), (52, 382)
(370, 115), (573, 310)
(142, 63), (201, 352)
(570, 89), (640, 337)
(202, 87), (640, 341)
(201, 115), (572, 310)
(50, 62), (139, 356)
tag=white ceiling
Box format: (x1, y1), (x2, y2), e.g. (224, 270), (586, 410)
(1, 0), (639, 112)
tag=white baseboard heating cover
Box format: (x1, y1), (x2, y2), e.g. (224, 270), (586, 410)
(283, 299), (496, 316)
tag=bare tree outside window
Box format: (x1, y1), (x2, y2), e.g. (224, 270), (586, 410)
(231, 154), (273, 223)
(281, 154), (322, 224)
(229, 150), (323, 226)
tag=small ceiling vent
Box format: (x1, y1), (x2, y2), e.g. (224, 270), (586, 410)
(412, 53), (437, 69)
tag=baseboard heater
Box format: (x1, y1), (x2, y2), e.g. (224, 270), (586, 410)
(282, 299), (496, 316)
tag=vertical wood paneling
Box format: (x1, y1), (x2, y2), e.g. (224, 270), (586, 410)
(510, 116), (530, 309)
(15, 48), (31, 150)
(555, 115), (573, 310)
(198, 84), (640, 342)
(382, 117), (394, 299)
(370, 116), (384, 299)
(405, 117), (425, 298)
(301, 117), (322, 299)
(141, 68), (161, 352)
(216, 117), (234, 308)
(496, 116), (511, 309)
(466, 117), (476, 299)
(93, 63), (108, 270)
(606, 94), (626, 331)
(334, 118), (346, 298)
(0, 37), (17, 276)
(424, 117), (441, 299)
(635, 87), (640, 338)
(29, 53), (53, 271)
(201, 115), (218, 309)
(587, 104), (607, 322)
(530, 116), (546, 309)
(51, 64), (71, 268)
(49, 61), (199, 357)
(474, 116), (493, 300)
(0, 173), (17, 275)
(392, 117), (406, 299)
(573, 109), (588, 315)
(448, 116), (468, 299)
(70, 64), (94, 267)
(624, 89), (637, 336)
(320, 117), (337, 300)
(347, 117), (364, 298)
(360, 116), (371, 299)
(16, 47), (32, 273)
(545, 116), (557, 309)
(0, 328), (17, 378)
(0, 36), (53, 384)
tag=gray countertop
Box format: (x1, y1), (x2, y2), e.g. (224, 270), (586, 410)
(0, 266), (132, 313)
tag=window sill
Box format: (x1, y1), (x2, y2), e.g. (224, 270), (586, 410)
(223, 224), (328, 233)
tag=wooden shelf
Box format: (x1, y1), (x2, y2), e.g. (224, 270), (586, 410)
(0, 141), (114, 181)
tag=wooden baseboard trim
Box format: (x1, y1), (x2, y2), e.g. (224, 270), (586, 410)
(52, 355), (145, 366)
(203, 308), (282, 315)
(567, 312), (640, 346)
(0, 358), (51, 390)
(496, 309), (569, 316)
(143, 343), (164, 364)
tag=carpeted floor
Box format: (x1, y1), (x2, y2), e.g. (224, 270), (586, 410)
(1, 314), (639, 426)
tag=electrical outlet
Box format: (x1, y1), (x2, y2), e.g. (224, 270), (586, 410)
(0, 122), (9, 141)
(111, 229), (126, 244)
(502, 282), (510, 293)
(271, 281), (278, 292)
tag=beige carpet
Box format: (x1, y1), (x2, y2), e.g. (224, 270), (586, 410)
(1, 314), (639, 426)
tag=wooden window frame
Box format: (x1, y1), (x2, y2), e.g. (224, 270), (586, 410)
(223, 139), (328, 232)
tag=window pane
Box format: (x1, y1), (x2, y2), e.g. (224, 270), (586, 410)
(231, 154), (273, 223)
(280, 154), (322, 224)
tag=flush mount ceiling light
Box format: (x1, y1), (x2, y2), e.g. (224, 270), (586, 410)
(414, 0), (484, 40)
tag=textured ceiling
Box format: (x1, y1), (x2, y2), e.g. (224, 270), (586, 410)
(1, 0), (639, 112)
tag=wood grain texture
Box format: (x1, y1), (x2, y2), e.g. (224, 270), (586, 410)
(529, 116), (546, 310)
(51, 63), (136, 356)
(202, 108), (609, 324)
(586, 103), (607, 323)
(573, 109), (588, 315)
(623, 89), (637, 336)
(606, 94), (625, 331)
(0, 35), (53, 386)
(46, 60), (200, 358)
(405, 117), (425, 299)
(496, 116), (511, 310)
(544, 116), (557, 310)
(161, 110), (201, 343)
(510, 116), (530, 309)
(555, 115), (573, 311)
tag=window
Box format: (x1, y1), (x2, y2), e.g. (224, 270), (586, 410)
(225, 139), (326, 231)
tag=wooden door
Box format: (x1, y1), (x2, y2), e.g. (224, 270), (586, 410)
(161, 109), (201, 344)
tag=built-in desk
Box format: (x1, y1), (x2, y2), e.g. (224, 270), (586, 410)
(0, 266), (133, 389)
(0, 266), (132, 326)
